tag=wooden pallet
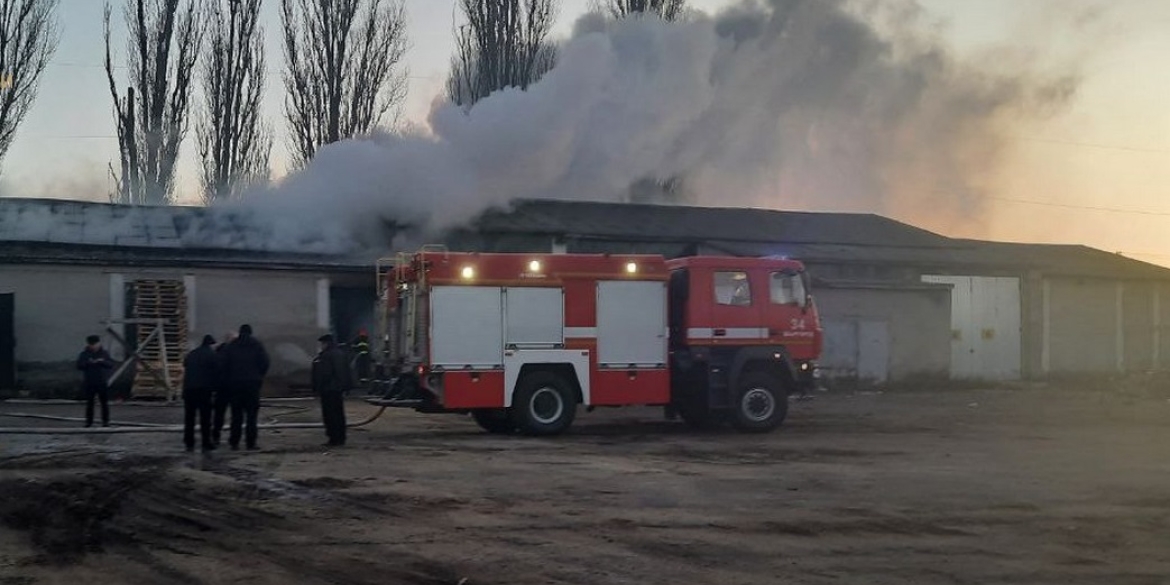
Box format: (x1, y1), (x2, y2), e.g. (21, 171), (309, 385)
(130, 279), (188, 399)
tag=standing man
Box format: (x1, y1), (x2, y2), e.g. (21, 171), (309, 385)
(210, 331), (237, 447)
(76, 335), (114, 427)
(312, 334), (351, 447)
(224, 324), (269, 451)
(183, 335), (221, 452)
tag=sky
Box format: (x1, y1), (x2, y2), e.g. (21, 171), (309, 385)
(1, 0), (1168, 265)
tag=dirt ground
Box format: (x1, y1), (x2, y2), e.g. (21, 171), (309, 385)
(1, 386), (1168, 585)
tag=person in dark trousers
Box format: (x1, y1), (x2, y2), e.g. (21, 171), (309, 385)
(223, 324), (269, 450)
(77, 335), (114, 427)
(313, 334), (351, 447)
(210, 331), (237, 447)
(183, 335), (221, 452)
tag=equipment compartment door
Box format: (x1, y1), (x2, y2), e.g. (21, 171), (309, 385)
(431, 286), (504, 368)
(597, 281), (667, 368)
(505, 287), (563, 348)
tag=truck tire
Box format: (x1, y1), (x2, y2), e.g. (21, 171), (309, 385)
(471, 409), (515, 434)
(511, 371), (577, 436)
(731, 372), (788, 433)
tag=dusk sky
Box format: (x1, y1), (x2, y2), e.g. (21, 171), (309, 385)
(1, 0), (1167, 264)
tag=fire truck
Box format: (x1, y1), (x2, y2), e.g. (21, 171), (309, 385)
(369, 249), (822, 435)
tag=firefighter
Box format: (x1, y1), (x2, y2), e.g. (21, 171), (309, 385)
(210, 331), (237, 447)
(76, 335), (114, 427)
(313, 334), (351, 447)
(223, 324), (270, 451)
(182, 335), (221, 452)
(351, 328), (371, 388)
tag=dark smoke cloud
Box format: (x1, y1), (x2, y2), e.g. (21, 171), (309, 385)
(221, 0), (1082, 253)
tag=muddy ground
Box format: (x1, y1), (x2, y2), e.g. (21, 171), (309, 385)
(0, 386), (1168, 584)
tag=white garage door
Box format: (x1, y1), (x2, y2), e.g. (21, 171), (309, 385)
(922, 275), (1021, 380)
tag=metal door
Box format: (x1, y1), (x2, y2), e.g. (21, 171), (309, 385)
(922, 275), (1022, 380)
(0, 293), (14, 390)
(597, 280), (667, 367)
(818, 319), (858, 379)
(857, 321), (890, 384)
(430, 286), (504, 368)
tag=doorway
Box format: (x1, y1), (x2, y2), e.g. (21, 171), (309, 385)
(0, 293), (14, 391)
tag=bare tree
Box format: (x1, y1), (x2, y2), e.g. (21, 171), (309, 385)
(197, 0), (270, 204)
(104, 0), (204, 205)
(605, 0), (684, 20)
(0, 0), (58, 171)
(447, 0), (558, 108)
(282, 0), (408, 168)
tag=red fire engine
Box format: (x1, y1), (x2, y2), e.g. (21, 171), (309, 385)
(370, 249), (822, 435)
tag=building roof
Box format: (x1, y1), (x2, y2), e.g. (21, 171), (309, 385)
(0, 198), (370, 270)
(2, 196), (1169, 280)
(476, 199), (954, 248)
(472, 199), (1170, 280)
(0, 241), (368, 271)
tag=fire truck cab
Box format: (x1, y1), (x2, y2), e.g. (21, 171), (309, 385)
(372, 250), (821, 436)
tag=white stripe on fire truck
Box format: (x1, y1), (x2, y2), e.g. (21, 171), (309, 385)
(564, 327), (598, 338)
(687, 327), (769, 340)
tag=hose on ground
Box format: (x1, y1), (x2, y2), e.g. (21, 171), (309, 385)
(2, 398), (314, 409)
(0, 412), (170, 427)
(0, 405), (388, 435)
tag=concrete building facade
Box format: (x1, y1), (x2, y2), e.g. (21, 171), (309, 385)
(455, 200), (1170, 384)
(3, 197), (1168, 395)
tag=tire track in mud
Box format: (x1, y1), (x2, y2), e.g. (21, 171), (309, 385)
(0, 450), (475, 584)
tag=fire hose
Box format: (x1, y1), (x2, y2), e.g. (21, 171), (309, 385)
(0, 403), (388, 435)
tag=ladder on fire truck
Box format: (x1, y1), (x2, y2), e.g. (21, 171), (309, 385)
(368, 246), (446, 406)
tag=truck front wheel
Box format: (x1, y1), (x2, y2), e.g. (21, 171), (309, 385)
(731, 372), (788, 433)
(471, 409), (516, 434)
(511, 372), (577, 436)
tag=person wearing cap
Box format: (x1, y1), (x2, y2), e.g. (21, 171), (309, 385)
(223, 324), (270, 450)
(183, 335), (222, 452)
(312, 334), (352, 447)
(76, 335), (114, 427)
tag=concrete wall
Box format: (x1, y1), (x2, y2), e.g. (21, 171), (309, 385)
(0, 263), (341, 394)
(0, 265), (110, 363)
(192, 271), (327, 376)
(813, 285), (952, 384)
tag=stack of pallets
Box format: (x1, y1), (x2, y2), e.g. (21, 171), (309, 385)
(131, 279), (187, 400)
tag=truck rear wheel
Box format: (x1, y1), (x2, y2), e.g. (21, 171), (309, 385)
(471, 409), (515, 434)
(731, 372), (788, 433)
(511, 371), (577, 436)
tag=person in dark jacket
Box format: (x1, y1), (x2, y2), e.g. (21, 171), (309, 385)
(351, 329), (371, 388)
(312, 334), (351, 447)
(77, 335), (114, 427)
(183, 335), (221, 452)
(223, 324), (269, 450)
(210, 331), (237, 447)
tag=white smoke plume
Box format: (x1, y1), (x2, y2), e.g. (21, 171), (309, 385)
(212, 0), (1083, 254)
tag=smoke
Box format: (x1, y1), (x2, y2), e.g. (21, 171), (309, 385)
(222, 0), (1082, 253)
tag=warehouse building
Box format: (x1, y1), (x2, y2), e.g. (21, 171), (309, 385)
(2, 197), (1167, 396)
(0, 198), (371, 397)
(456, 200), (1170, 384)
